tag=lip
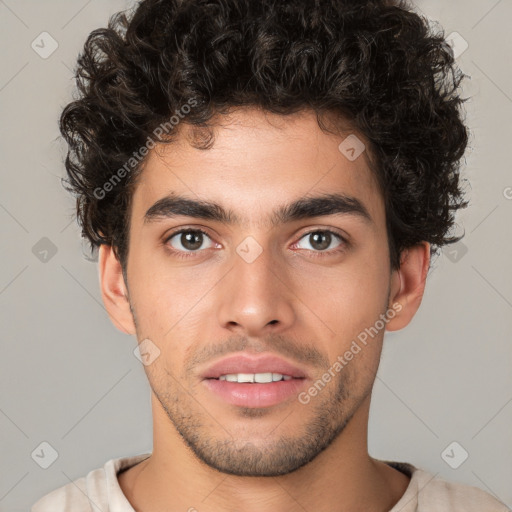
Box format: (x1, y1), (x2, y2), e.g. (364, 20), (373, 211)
(200, 353), (309, 408)
(203, 377), (307, 408)
(200, 354), (309, 380)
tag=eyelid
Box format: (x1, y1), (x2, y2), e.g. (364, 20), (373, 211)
(164, 226), (217, 246)
(296, 226), (349, 243)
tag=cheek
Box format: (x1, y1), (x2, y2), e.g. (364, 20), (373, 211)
(129, 252), (214, 331)
(128, 264), (218, 383)
(297, 254), (388, 327)
(293, 251), (389, 373)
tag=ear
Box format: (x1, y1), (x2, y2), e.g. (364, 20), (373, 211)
(385, 242), (430, 332)
(98, 243), (136, 335)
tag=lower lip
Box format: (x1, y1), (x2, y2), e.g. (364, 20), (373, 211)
(202, 378), (307, 408)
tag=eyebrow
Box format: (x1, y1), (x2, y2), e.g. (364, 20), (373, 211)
(143, 192), (373, 228)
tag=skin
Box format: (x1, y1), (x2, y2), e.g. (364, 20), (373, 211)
(99, 107), (430, 512)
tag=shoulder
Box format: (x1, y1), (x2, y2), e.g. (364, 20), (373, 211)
(388, 461), (510, 512)
(30, 474), (97, 512)
(30, 452), (152, 512)
(416, 470), (510, 511)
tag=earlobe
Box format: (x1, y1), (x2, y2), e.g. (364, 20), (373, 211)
(98, 244), (136, 335)
(386, 242), (431, 332)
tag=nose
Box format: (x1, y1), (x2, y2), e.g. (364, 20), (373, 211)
(216, 241), (296, 337)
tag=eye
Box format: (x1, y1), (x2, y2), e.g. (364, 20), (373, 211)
(163, 227), (348, 259)
(294, 230), (346, 254)
(165, 229), (214, 254)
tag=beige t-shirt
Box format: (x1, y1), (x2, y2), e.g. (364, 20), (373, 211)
(31, 452), (509, 511)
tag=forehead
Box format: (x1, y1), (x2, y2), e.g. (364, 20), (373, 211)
(130, 108), (384, 229)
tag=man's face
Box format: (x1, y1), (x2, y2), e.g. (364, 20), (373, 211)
(124, 108), (395, 476)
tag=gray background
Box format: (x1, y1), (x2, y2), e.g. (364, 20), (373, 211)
(0, 1), (511, 510)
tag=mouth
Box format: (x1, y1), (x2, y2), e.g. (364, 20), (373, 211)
(200, 353), (308, 380)
(200, 354), (309, 408)
(208, 372), (297, 383)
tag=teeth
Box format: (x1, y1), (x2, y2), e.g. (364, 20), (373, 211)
(255, 372), (272, 383)
(218, 373), (294, 383)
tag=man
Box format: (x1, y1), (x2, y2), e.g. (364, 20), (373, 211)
(32, 0), (508, 510)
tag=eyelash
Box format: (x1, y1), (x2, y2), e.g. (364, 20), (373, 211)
(164, 227), (349, 260)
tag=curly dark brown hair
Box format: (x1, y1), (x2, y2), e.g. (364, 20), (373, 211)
(60, 0), (469, 275)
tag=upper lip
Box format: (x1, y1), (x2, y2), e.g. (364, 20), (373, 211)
(200, 354), (308, 380)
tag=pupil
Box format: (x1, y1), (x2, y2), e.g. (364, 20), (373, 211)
(311, 231), (330, 251)
(182, 231), (203, 250)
